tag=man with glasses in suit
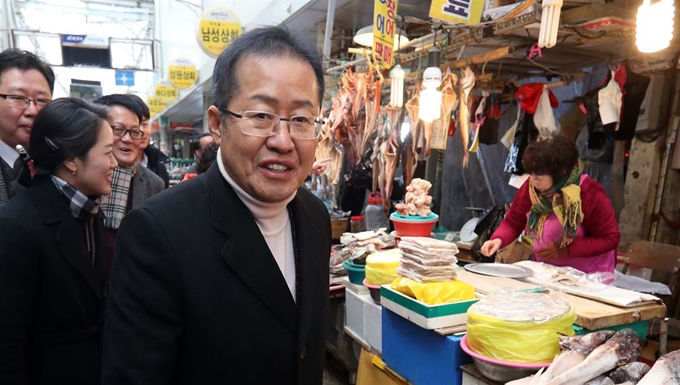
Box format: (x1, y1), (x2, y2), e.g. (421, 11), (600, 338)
(93, 94), (164, 284)
(0, 49), (54, 207)
(103, 26), (331, 384)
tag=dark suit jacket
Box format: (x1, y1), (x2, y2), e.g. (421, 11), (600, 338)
(0, 157), (23, 206)
(102, 164), (331, 384)
(0, 175), (107, 385)
(131, 165), (165, 209)
(143, 146), (170, 189)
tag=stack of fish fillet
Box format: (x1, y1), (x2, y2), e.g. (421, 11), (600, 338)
(397, 236), (459, 282)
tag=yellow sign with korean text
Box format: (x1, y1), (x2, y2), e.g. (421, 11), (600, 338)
(155, 83), (178, 104)
(372, 0), (399, 69)
(196, 7), (242, 58)
(429, 0), (484, 25)
(147, 96), (166, 114)
(168, 58), (198, 89)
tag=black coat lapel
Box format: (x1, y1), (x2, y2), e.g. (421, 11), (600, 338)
(205, 166), (298, 332)
(30, 176), (102, 300)
(288, 193), (324, 348)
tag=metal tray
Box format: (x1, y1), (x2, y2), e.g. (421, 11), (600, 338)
(464, 263), (533, 279)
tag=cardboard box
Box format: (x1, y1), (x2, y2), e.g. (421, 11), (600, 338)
(380, 285), (477, 330)
(331, 219), (348, 240)
(382, 308), (472, 385)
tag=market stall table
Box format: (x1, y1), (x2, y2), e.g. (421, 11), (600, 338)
(455, 269), (667, 331)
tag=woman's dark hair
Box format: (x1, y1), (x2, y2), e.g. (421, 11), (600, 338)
(196, 141), (219, 174)
(211, 26), (324, 112)
(522, 135), (579, 182)
(19, 97), (109, 183)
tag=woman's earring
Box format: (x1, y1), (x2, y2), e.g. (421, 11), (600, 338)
(72, 169), (77, 176)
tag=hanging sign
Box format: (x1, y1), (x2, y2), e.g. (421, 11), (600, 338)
(147, 96), (166, 114)
(61, 34), (110, 48)
(429, 0), (484, 25)
(372, 0), (399, 69)
(155, 82), (178, 104)
(168, 58), (197, 89)
(196, 7), (242, 58)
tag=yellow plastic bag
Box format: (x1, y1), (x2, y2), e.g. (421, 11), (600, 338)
(365, 249), (401, 285)
(467, 292), (576, 363)
(390, 276), (475, 305)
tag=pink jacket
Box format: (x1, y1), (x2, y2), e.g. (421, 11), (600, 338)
(491, 175), (620, 273)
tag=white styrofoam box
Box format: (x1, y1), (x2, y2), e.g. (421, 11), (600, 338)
(345, 289), (365, 343)
(363, 294), (382, 354)
(344, 289), (383, 354)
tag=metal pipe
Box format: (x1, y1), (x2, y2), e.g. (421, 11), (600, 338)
(325, 30), (442, 73)
(322, 0), (336, 62)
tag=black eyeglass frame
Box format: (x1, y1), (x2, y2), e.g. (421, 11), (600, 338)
(0, 93), (51, 109)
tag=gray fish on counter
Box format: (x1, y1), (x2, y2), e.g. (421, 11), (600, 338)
(638, 349), (680, 385)
(536, 330), (616, 384)
(543, 329), (640, 385)
(609, 362), (650, 383)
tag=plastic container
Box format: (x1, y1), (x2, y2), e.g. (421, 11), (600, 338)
(365, 192), (389, 230)
(389, 212), (439, 237)
(343, 259), (366, 284)
(350, 215), (366, 233)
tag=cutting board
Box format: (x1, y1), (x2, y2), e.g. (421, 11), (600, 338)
(456, 270), (666, 330)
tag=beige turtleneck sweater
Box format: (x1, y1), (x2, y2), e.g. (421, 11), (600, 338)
(217, 148), (297, 302)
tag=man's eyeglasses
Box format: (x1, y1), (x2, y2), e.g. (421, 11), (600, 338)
(218, 107), (321, 140)
(111, 126), (145, 139)
(0, 94), (51, 110)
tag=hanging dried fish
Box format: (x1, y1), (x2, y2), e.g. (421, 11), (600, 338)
(459, 66), (476, 167)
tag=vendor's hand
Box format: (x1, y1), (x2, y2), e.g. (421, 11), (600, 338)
(480, 239), (502, 257)
(535, 241), (566, 260)
(311, 158), (332, 175)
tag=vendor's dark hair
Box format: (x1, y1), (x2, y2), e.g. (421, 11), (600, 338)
(196, 141), (219, 174)
(522, 135), (579, 182)
(17, 97), (109, 183)
(94, 94), (144, 123)
(211, 26), (324, 113)
(0, 48), (55, 93)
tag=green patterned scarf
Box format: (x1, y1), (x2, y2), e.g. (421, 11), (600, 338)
(527, 160), (584, 247)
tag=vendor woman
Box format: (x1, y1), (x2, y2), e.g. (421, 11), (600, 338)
(480, 135), (620, 273)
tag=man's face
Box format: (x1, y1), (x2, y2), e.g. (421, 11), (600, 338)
(208, 54), (319, 204)
(139, 118), (151, 150)
(109, 105), (142, 168)
(0, 68), (52, 149)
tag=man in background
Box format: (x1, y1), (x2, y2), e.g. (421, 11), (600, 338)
(128, 94), (170, 188)
(181, 132), (214, 179)
(0, 49), (54, 206)
(93, 94), (165, 281)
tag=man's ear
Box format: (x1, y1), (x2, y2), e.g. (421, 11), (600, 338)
(207, 106), (223, 142)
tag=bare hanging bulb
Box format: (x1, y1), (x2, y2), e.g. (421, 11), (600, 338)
(389, 63), (405, 108)
(538, 0), (563, 48)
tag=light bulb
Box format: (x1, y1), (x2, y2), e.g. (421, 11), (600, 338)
(418, 65), (442, 123)
(538, 0), (564, 48)
(636, 0), (675, 53)
(389, 64), (405, 108)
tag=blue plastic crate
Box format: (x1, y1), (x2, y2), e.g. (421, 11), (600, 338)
(382, 307), (472, 385)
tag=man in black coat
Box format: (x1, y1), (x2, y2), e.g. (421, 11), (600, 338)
(102, 26), (331, 384)
(129, 93), (171, 188)
(0, 49), (54, 206)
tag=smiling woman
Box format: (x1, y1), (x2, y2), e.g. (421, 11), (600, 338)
(0, 97), (116, 385)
